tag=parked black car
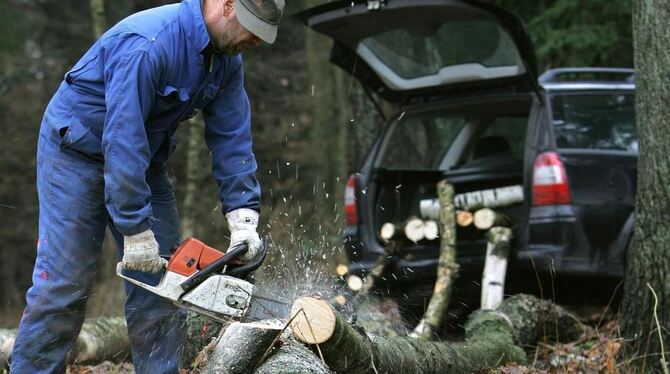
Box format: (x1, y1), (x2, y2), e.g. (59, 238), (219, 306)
(299, 1), (636, 315)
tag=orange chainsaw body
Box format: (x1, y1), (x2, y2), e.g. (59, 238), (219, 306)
(167, 238), (241, 276)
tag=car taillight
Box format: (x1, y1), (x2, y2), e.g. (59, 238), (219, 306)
(532, 151), (571, 206)
(344, 175), (358, 225)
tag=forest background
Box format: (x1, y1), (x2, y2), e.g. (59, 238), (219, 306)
(0, 0), (632, 324)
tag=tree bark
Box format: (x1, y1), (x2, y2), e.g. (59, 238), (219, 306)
(305, 4), (348, 232)
(89, 0), (107, 39)
(480, 227), (513, 310)
(473, 208), (512, 230)
(254, 334), (331, 374)
(289, 294), (585, 374)
(181, 115), (206, 239)
(621, 0), (670, 371)
(0, 328), (15, 365)
(183, 311), (225, 368)
(198, 321), (284, 374)
(0, 317), (129, 368)
(453, 185), (524, 211)
(411, 180), (457, 339)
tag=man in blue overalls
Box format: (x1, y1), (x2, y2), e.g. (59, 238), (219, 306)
(11, 0), (284, 372)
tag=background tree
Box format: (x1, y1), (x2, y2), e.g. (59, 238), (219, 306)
(620, 0), (670, 371)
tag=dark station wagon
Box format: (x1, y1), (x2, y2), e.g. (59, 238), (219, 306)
(299, 0), (636, 318)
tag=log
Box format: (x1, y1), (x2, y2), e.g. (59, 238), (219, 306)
(480, 227), (513, 310)
(68, 316), (130, 363)
(453, 185), (524, 211)
(183, 311), (226, 367)
(335, 264), (348, 277)
(421, 185), (523, 220)
(0, 316), (129, 368)
(254, 334), (330, 374)
(411, 180), (457, 340)
(456, 210), (474, 227)
(346, 274), (363, 292)
(473, 208), (512, 230)
(423, 220), (439, 241)
(289, 294), (585, 373)
(198, 321), (284, 374)
(379, 218), (425, 243)
(0, 328), (15, 365)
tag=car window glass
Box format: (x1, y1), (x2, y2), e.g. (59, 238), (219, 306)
(361, 19), (519, 80)
(551, 93), (637, 152)
(378, 116), (466, 170)
(468, 117), (527, 162)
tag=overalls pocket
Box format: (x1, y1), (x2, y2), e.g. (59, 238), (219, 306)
(58, 116), (104, 162)
(154, 85), (190, 118)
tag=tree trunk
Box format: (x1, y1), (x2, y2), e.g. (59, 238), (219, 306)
(183, 311), (225, 368)
(305, 5), (348, 234)
(254, 334), (331, 374)
(289, 294), (584, 374)
(480, 227), (513, 310)
(181, 115), (206, 238)
(621, 0), (670, 372)
(0, 317), (129, 368)
(68, 316), (130, 363)
(411, 180), (457, 339)
(89, 0), (106, 38)
(198, 321), (284, 374)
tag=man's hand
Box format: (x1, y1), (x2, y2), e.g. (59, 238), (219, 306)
(226, 208), (262, 262)
(122, 229), (165, 273)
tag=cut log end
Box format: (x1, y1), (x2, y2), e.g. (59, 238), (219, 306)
(474, 208), (511, 230)
(423, 220), (439, 241)
(335, 264), (349, 277)
(347, 275), (363, 291)
(456, 210), (474, 227)
(290, 297), (336, 345)
(404, 218), (425, 242)
(380, 222), (396, 241)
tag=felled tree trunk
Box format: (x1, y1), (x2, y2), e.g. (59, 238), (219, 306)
(68, 316), (130, 363)
(0, 328), (15, 365)
(254, 334), (331, 374)
(183, 311), (225, 368)
(411, 180), (457, 339)
(0, 316), (130, 368)
(196, 321), (285, 374)
(288, 295), (585, 374)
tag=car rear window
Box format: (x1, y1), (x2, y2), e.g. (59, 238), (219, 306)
(551, 92), (637, 152)
(378, 115), (466, 170)
(361, 20), (519, 80)
(465, 117), (527, 163)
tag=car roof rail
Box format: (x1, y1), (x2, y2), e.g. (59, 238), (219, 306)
(539, 67), (635, 84)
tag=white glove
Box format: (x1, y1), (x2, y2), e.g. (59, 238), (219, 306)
(226, 208), (262, 262)
(122, 229), (165, 273)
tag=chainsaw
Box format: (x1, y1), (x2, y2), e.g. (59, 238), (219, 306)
(116, 236), (290, 322)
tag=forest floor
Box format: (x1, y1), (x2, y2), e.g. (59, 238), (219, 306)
(66, 310), (637, 374)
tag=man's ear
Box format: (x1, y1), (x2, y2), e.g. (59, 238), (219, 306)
(222, 0), (236, 18)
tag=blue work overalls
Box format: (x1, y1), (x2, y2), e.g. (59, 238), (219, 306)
(11, 0), (261, 372)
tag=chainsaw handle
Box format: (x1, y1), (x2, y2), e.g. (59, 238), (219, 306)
(179, 243), (248, 293)
(227, 236), (269, 277)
